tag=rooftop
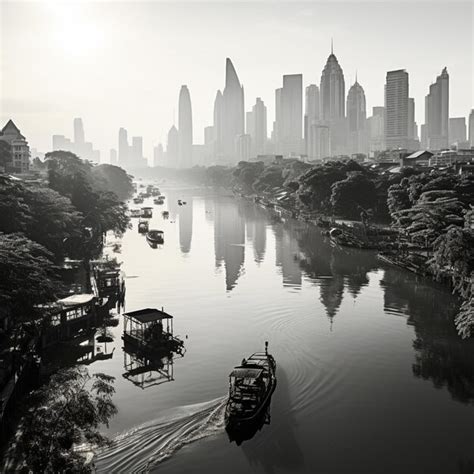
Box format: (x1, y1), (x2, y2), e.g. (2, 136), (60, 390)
(124, 307), (173, 323)
(230, 366), (264, 379)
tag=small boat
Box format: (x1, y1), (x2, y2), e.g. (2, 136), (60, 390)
(154, 197), (164, 205)
(162, 211), (169, 218)
(138, 219), (149, 233)
(133, 196), (144, 204)
(225, 342), (276, 432)
(146, 229), (164, 245)
(130, 209), (141, 218)
(177, 200), (182, 206)
(141, 207), (153, 218)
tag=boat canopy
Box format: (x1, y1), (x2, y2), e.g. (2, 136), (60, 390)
(124, 308), (173, 323)
(58, 294), (95, 306)
(230, 367), (264, 379)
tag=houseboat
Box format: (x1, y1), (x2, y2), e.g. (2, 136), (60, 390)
(138, 219), (149, 233)
(130, 209), (141, 218)
(146, 229), (164, 245)
(140, 207), (153, 218)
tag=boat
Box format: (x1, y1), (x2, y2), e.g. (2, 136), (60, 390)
(178, 200), (183, 206)
(154, 197), (164, 205)
(130, 209), (141, 218)
(162, 211), (169, 218)
(225, 342), (276, 434)
(146, 229), (164, 245)
(141, 207), (153, 218)
(138, 219), (149, 233)
(133, 196), (144, 204)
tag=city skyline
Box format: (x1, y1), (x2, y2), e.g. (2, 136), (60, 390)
(1, 1), (472, 161)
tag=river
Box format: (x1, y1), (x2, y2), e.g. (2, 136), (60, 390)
(87, 186), (473, 473)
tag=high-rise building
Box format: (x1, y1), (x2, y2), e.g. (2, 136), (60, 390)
(73, 118), (85, 145)
(367, 106), (385, 153)
(385, 69), (409, 149)
(236, 134), (251, 161)
(304, 84), (320, 157)
(469, 110), (474, 147)
(449, 117), (467, 145)
(131, 136), (146, 167)
(221, 58), (245, 164)
(346, 79), (367, 155)
(178, 85), (193, 168)
(118, 127), (129, 168)
(110, 148), (117, 165)
(213, 90), (224, 161)
(320, 46), (347, 155)
(247, 98), (267, 157)
(153, 143), (164, 167)
(0, 119), (30, 173)
(166, 125), (179, 168)
(424, 67), (449, 150)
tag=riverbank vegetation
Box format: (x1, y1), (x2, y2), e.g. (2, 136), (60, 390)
(0, 152), (132, 466)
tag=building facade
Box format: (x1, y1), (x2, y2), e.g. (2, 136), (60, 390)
(346, 79), (368, 155)
(0, 120), (30, 173)
(385, 69), (409, 149)
(178, 85), (193, 168)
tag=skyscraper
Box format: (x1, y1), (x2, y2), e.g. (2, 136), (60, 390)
(222, 58), (245, 164)
(109, 148), (117, 165)
(469, 110), (474, 147)
(178, 85), (193, 168)
(320, 46), (346, 155)
(213, 90), (223, 161)
(424, 67), (449, 150)
(304, 84), (320, 157)
(166, 125), (179, 168)
(385, 69), (409, 149)
(153, 143), (164, 167)
(247, 97), (267, 157)
(118, 127), (129, 168)
(449, 117), (467, 145)
(367, 106), (385, 153)
(73, 118), (85, 145)
(346, 79), (367, 155)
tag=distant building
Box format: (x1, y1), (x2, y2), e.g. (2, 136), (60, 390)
(346, 78), (368, 155)
(74, 118), (85, 145)
(110, 148), (117, 165)
(166, 125), (179, 168)
(385, 69), (409, 149)
(178, 85), (193, 168)
(449, 117), (467, 146)
(131, 136), (147, 167)
(424, 67), (449, 150)
(247, 97), (267, 157)
(0, 120), (30, 173)
(430, 148), (474, 167)
(236, 134), (251, 161)
(401, 150), (433, 167)
(367, 106), (385, 154)
(469, 109), (474, 147)
(118, 128), (129, 168)
(153, 144), (164, 167)
(305, 84), (320, 159)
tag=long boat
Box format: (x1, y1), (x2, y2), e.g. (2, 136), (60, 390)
(225, 342), (276, 434)
(146, 229), (164, 245)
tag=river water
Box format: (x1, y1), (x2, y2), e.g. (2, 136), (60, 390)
(88, 186), (473, 473)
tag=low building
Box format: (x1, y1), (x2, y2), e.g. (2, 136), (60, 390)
(430, 148), (474, 167)
(0, 120), (30, 173)
(401, 150), (433, 167)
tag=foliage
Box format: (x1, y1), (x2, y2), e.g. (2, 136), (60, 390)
(253, 165), (285, 193)
(232, 161), (264, 193)
(92, 164), (133, 201)
(0, 233), (60, 317)
(6, 367), (117, 473)
(455, 296), (474, 339)
(330, 172), (377, 219)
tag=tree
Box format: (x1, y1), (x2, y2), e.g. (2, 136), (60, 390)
(92, 164), (133, 201)
(5, 367), (117, 473)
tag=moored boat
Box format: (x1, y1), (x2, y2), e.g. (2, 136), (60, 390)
(146, 229), (164, 245)
(141, 207), (153, 218)
(162, 211), (169, 218)
(138, 219), (149, 233)
(130, 209), (141, 218)
(225, 342), (276, 433)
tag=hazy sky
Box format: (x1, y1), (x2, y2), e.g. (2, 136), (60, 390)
(1, 1), (473, 162)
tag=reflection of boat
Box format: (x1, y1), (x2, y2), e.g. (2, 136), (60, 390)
(141, 207), (153, 218)
(162, 211), (169, 219)
(227, 403), (271, 446)
(146, 229), (164, 245)
(130, 209), (141, 218)
(138, 219), (149, 233)
(225, 342), (276, 432)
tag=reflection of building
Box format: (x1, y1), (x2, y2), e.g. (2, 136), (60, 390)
(274, 225), (302, 288)
(214, 199), (245, 290)
(179, 198), (193, 253)
(0, 119), (30, 173)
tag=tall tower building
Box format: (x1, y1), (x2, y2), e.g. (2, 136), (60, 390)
(73, 118), (85, 145)
(367, 106), (385, 153)
(384, 69), (409, 149)
(213, 90), (224, 161)
(346, 79), (368, 155)
(222, 58), (245, 163)
(118, 127), (129, 168)
(304, 84), (320, 156)
(247, 97), (267, 157)
(469, 109), (474, 147)
(109, 148), (117, 165)
(424, 67), (449, 150)
(167, 125), (179, 168)
(153, 143), (164, 167)
(449, 117), (467, 145)
(178, 85), (193, 169)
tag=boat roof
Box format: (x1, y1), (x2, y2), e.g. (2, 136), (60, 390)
(230, 366), (264, 378)
(124, 307), (173, 322)
(57, 294), (95, 306)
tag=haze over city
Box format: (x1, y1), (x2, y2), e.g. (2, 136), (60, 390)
(1, 1), (473, 161)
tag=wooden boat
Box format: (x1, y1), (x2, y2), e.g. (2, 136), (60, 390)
(133, 196), (144, 204)
(141, 207), (153, 218)
(225, 342), (276, 431)
(130, 209), (141, 218)
(154, 197), (164, 205)
(138, 219), (149, 233)
(146, 229), (164, 245)
(162, 211), (169, 218)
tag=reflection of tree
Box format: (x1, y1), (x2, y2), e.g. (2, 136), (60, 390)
(381, 268), (474, 404)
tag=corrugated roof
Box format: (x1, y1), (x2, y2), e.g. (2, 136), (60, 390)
(124, 307), (173, 323)
(230, 366), (264, 378)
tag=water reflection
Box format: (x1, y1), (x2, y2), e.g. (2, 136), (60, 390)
(178, 198), (193, 254)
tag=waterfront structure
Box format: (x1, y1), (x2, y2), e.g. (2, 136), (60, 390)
(424, 67), (449, 150)
(305, 84), (320, 159)
(320, 46), (346, 155)
(274, 74), (303, 156)
(246, 98), (267, 157)
(110, 148), (117, 165)
(346, 79), (368, 155)
(219, 58), (245, 164)
(449, 117), (467, 146)
(0, 119), (30, 173)
(469, 110), (474, 147)
(384, 69), (409, 149)
(178, 85), (193, 168)
(166, 125), (179, 167)
(367, 106), (385, 154)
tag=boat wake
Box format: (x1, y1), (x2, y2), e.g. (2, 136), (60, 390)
(95, 396), (227, 473)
